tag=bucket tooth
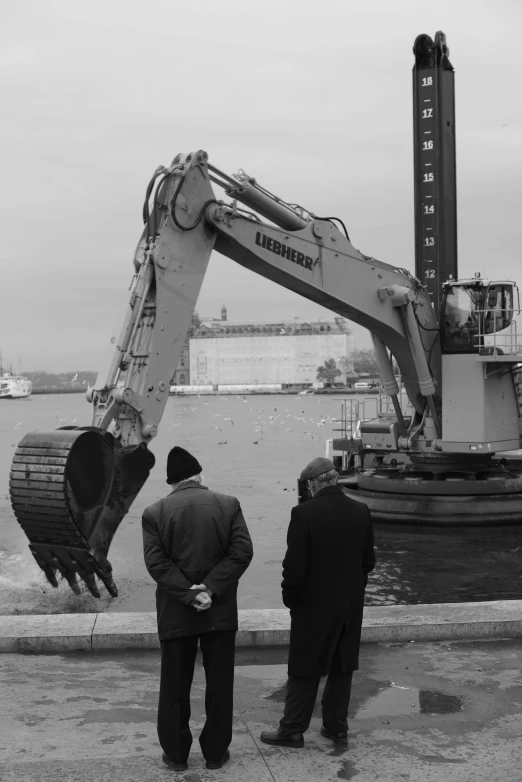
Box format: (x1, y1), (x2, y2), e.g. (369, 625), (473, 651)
(100, 573), (118, 598)
(82, 573), (101, 598)
(64, 572), (82, 595)
(43, 566), (59, 588)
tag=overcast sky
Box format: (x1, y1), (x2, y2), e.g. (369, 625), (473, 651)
(1, 0), (521, 371)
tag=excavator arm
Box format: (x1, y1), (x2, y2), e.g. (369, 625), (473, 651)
(10, 150), (441, 597)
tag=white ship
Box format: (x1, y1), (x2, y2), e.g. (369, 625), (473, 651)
(0, 372), (32, 399)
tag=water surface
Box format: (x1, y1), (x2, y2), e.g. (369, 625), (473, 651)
(1, 393), (522, 615)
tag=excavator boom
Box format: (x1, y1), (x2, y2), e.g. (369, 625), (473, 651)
(11, 146), (520, 595)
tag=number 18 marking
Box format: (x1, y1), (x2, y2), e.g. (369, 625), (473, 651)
(422, 77), (433, 86)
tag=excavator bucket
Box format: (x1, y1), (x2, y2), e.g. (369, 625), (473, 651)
(9, 428), (155, 597)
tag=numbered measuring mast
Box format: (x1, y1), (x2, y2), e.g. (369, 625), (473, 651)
(413, 31), (457, 313)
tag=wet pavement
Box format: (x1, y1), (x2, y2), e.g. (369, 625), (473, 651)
(2, 639), (522, 781)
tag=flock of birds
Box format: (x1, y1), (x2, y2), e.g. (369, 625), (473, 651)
(8, 397), (339, 451)
(172, 394), (339, 446)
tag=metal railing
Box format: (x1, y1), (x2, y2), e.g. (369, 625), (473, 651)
(476, 308), (520, 356)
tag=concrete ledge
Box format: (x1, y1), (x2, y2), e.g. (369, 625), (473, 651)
(92, 611), (159, 650)
(360, 601), (522, 643)
(1, 601), (522, 653)
(0, 613), (96, 653)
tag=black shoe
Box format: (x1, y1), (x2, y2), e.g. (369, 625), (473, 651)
(162, 751), (188, 771)
(205, 749), (230, 769)
(320, 726), (348, 744)
(260, 729), (304, 748)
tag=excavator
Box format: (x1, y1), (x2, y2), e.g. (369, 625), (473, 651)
(9, 33), (522, 598)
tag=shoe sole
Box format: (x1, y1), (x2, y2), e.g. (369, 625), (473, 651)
(162, 757), (188, 771)
(206, 752), (230, 769)
(320, 729), (348, 745)
(260, 737), (304, 748)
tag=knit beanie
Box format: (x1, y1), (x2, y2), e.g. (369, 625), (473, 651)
(166, 446), (202, 484)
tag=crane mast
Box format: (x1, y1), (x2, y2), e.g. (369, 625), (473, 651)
(413, 31), (458, 312)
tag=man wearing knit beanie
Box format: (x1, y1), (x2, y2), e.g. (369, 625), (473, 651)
(142, 445), (253, 772)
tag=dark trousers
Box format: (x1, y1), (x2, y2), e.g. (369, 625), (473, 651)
(158, 630), (236, 763)
(279, 642), (353, 735)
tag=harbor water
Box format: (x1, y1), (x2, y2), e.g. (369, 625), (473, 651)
(1, 393), (522, 616)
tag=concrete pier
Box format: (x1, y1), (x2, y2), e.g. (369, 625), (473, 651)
(2, 638), (522, 781)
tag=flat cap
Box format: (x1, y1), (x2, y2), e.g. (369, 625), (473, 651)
(300, 456), (336, 481)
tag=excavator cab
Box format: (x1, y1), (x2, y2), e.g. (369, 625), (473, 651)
(441, 278), (519, 355)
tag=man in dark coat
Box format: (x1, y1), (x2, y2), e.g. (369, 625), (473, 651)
(142, 446), (253, 772)
(260, 456), (375, 749)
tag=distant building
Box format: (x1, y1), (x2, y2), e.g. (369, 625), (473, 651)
(189, 315), (354, 386)
(170, 312), (201, 386)
(171, 341), (190, 386)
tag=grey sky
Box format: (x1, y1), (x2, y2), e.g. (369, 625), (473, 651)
(1, 0), (521, 371)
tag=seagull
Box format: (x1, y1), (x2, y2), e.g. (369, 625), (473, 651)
(253, 441), (259, 444)
(213, 414), (223, 418)
(223, 418), (234, 425)
(172, 422), (180, 427)
(189, 406), (198, 412)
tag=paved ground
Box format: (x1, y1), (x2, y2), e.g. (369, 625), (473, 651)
(2, 638), (522, 781)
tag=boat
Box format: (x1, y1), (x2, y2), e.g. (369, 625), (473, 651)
(322, 387), (522, 526)
(0, 372), (32, 399)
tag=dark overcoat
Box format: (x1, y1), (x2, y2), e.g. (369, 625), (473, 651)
(281, 485), (375, 677)
(142, 481), (253, 640)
